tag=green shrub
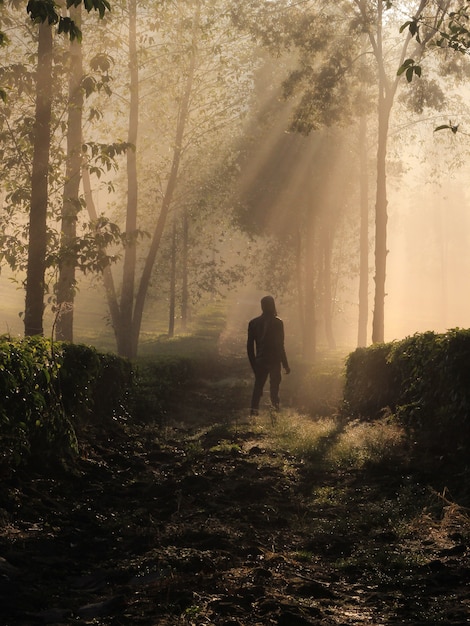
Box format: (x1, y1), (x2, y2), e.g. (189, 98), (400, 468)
(132, 356), (194, 422)
(391, 330), (470, 451)
(0, 336), (76, 467)
(343, 329), (470, 456)
(343, 343), (399, 419)
(57, 342), (101, 419)
(0, 337), (133, 468)
(58, 343), (133, 420)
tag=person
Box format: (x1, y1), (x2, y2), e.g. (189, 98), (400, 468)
(247, 295), (290, 415)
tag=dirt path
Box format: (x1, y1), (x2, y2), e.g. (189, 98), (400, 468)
(0, 390), (469, 624)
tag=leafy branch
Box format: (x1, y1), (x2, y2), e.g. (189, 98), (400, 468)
(398, 3), (470, 79)
(397, 57), (422, 82)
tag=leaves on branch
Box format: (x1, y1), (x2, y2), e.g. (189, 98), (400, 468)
(397, 58), (422, 82)
(400, 19), (421, 43)
(26, 0), (111, 42)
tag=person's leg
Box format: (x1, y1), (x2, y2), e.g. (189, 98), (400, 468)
(251, 365), (269, 413)
(269, 363), (282, 409)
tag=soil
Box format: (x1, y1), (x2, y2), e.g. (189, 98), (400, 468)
(0, 360), (469, 625)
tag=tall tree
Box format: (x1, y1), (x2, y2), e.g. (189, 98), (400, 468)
(79, 0), (254, 357)
(55, 4), (84, 341)
(23, 0), (111, 337)
(233, 0), (452, 346)
(352, 0), (448, 343)
(24, 19), (53, 336)
(117, 0), (139, 357)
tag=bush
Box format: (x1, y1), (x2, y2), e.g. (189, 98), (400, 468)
(132, 356), (194, 422)
(59, 343), (133, 420)
(0, 337), (133, 468)
(0, 336), (76, 467)
(343, 329), (470, 456)
(343, 343), (399, 419)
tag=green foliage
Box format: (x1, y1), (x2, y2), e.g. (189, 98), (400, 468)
(0, 336), (76, 467)
(343, 330), (470, 456)
(58, 342), (133, 420)
(343, 343), (398, 419)
(397, 58), (422, 83)
(0, 337), (132, 469)
(401, 5), (470, 73)
(132, 356), (194, 423)
(26, 0), (111, 40)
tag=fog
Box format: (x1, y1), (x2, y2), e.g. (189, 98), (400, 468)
(2, 1), (470, 357)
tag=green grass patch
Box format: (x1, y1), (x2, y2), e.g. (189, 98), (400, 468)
(260, 410), (404, 473)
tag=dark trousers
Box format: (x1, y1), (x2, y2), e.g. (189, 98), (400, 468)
(251, 360), (282, 411)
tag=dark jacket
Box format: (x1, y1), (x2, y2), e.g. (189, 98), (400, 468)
(247, 313), (289, 371)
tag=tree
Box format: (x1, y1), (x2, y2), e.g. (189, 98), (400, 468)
(350, 0), (454, 343)
(24, 18), (53, 336)
(77, 0), (256, 357)
(233, 0), (453, 347)
(55, 4), (84, 341)
(23, 0), (111, 337)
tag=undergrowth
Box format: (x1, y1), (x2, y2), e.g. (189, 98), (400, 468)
(261, 409), (405, 472)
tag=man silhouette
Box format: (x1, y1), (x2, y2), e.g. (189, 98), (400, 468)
(247, 295), (290, 415)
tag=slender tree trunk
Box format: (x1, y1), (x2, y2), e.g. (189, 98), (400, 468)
(168, 219), (177, 337)
(295, 228), (305, 341)
(356, 0), (428, 344)
(181, 208), (189, 330)
(303, 207), (316, 361)
(56, 5), (83, 342)
(82, 166), (121, 343)
(371, 91), (390, 344)
(129, 1), (201, 358)
(322, 227), (336, 349)
(24, 21), (53, 336)
(119, 0), (139, 357)
(357, 113), (369, 347)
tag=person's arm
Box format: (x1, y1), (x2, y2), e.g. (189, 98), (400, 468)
(279, 320), (290, 373)
(247, 322), (256, 370)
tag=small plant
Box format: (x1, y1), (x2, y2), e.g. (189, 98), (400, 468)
(270, 410), (345, 467)
(209, 440), (241, 455)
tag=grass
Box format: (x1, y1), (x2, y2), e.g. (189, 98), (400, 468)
(254, 409), (405, 473)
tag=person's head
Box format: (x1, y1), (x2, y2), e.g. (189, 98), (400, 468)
(261, 295), (277, 316)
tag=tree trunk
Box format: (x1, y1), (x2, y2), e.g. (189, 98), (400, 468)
(322, 227), (336, 350)
(24, 21), (53, 337)
(357, 113), (369, 347)
(128, 1), (201, 358)
(303, 207), (316, 361)
(295, 228), (305, 341)
(119, 0), (139, 357)
(82, 166), (121, 345)
(56, 5), (83, 342)
(366, 0), (428, 344)
(168, 219), (177, 337)
(181, 209), (189, 330)
(371, 91), (390, 344)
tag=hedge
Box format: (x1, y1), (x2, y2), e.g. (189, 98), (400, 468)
(0, 336), (132, 468)
(343, 329), (470, 454)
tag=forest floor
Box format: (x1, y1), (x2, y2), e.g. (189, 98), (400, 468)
(1, 355), (470, 625)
